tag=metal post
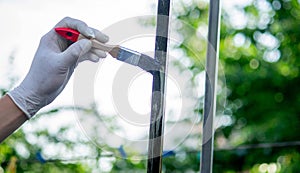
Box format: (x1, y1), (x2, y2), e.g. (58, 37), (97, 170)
(200, 0), (221, 173)
(147, 0), (170, 172)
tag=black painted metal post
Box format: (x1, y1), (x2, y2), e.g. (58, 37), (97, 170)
(147, 0), (170, 172)
(200, 0), (221, 173)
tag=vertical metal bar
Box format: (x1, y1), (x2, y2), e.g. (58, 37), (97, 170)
(200, 0), (221, 173)
(147, 0), (170, 172)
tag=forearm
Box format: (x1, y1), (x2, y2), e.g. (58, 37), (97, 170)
(0, 95), (27, 142)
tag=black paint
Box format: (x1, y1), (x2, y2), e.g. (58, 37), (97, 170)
(147, 0), (170, 173)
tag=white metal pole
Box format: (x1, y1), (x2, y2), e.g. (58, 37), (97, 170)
(200, 0), (221, 172)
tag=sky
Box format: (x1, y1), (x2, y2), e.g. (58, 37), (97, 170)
(0, 0), (158, 157)
(0, 0), (156, 117)
(0, 0), (154, 79)
(0, 0), (199, 156)
(0, 0), (248, 161)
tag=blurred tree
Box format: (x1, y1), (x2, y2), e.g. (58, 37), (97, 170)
(163, 0), (300, 172)
(2, 0), (300, 172)
(0, 61), (110, 172)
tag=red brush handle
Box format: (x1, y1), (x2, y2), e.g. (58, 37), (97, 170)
(55, 27), (80, 42)
(55, 27), (116, 53)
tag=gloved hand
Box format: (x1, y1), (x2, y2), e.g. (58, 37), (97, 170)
(7, 17), (109, 118)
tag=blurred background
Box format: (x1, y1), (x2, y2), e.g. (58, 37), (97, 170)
(1, 0), (300, 172)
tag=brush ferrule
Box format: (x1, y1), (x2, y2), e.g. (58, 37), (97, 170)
(117, 47), (141, 66)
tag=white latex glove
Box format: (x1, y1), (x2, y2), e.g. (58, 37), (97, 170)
(8, 17), (109, 118)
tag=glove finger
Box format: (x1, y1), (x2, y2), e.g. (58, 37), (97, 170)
(78, 54), (100, 63)
(78, 49), (107, 63)
(91, 49), (107, 58)
(62, 39), (92, 66)
(88, 54), (101, 62)
(90, 27), (109, 43)
(55, 17), (95, 38)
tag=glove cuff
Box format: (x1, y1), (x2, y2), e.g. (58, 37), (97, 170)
(7, 86), (43, 119)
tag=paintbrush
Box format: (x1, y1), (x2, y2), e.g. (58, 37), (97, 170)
(55, 28), (160, 73)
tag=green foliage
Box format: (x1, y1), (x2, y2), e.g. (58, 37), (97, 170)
(172, 0), (300, 172)
(1, 0), (300, 172)
(0, 118), (92, 173)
